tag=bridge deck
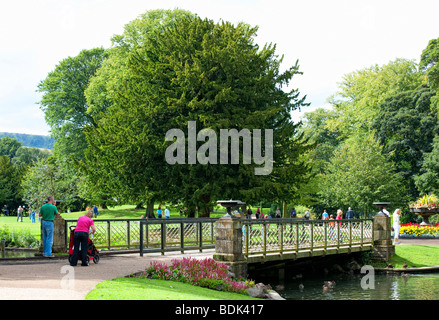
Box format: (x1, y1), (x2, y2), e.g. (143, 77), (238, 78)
(246, 243), (373, 264)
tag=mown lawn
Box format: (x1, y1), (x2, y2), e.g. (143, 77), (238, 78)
(0, 205), (225, 238)
(85, 277), (260, 300)
(371, 244), (439, 268)
(390, 245), (439, 268)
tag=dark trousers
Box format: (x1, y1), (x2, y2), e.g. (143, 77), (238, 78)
(70, 231), (89, 266)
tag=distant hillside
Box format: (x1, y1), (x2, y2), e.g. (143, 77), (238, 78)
(0, 132), (54, 150)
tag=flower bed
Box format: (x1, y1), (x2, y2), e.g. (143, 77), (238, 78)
(399, 222), (439, 238)
(141, 257), (251, 295)
(409, 194), (439, 210)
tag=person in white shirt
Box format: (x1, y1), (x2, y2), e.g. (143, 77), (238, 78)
(393, 208), (402, 244)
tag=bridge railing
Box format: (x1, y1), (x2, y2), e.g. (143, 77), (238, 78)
(241, 218), (373, 261)
(66, 218), (218, 253)
(66, 219), (145, 250)
(139, 218), (219, 255)
(66, 217), (374, 260)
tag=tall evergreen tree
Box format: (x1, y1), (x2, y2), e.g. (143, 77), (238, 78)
(84, 13), (312, 217)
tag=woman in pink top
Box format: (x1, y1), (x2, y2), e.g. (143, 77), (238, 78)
(336, 209), (343, 243)
(70, 210), (96, 266)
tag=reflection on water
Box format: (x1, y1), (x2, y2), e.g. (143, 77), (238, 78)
(276, 273), (439, 300)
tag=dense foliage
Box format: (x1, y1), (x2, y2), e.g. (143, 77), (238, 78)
(1, 8), (438, 223)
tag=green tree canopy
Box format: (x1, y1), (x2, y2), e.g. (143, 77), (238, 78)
(37, 47), (108, 161)
(318, 134), (406, 217)
(372, 85), (438, 198)
(327, 58), (424, 138)
(84, 12), (312, 216)
(0, 137), (22, 159)
(420, 37), (439, 113)
(0, 156), (23, 209)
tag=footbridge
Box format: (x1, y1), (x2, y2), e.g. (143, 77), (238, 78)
(241, 218), (373, 264)
(62, 214), (390, 277)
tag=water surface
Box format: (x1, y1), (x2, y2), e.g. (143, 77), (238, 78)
(275, 273), (439, 300)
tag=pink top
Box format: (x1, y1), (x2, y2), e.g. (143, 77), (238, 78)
(336, 214), (342, 225)
(75, 216), (94, 233)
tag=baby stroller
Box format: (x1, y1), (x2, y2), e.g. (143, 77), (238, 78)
(68, 225), (100, 264)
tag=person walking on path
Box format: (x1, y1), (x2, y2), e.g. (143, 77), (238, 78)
(39, 196), (59, 257)
(16, 206), (23, 222)
(322, 209), (329, 220)
(92, 205), (99, 218)
(290, 207), (297, 218)
(165, 207), (170, 219)
(70, 210), (96, 266)
(255, 208), (261, 219)
(393, 208), (402, 245)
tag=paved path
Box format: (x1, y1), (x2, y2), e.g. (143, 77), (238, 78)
(0, 250), (214, 300)
(397, 238), (439, 245)
(1, 238), (439, 300)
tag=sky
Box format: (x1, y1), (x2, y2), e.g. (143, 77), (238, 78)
(0, 0), (438, 136)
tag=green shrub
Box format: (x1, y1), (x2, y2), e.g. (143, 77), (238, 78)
(0, 226), (40, 248)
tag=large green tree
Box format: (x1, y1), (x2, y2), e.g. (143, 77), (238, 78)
(327, 58), (423, 138)
(420, 37), (439, 112)
(372, 85), (438, 198)
(21, 157), (81, 212)
(82, 9), (195, 212)
(84, 12), (312, 217)
(415, 135), (439, 195)
(319, 134), (406, 217)
(0, 156), (23, 210)
(0, 137), (22, 159)
(37, 47), (108, 161)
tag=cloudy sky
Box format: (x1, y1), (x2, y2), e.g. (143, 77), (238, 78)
(0, 0), (438, 136)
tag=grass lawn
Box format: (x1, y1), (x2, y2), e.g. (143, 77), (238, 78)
(0, 204), (226, 239)
(372, 245), (439, 269)
(392, 245), (439, 268)
(0, 216), (42, 237)
(85, 277), (260, 300)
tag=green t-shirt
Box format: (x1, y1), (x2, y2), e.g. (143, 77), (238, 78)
(40, 203), (58, 221)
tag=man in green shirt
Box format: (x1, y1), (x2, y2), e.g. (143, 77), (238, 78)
(39, 196), (59, 257)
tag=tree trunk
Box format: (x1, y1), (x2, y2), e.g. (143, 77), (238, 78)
(145, 200), (155, 219)
(135, 203), (145, 210)
(282, 200), (287, 218)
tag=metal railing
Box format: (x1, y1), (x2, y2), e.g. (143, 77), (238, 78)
(241, 218), (374, 261)
(65, 218), (374, 262)
(139, 218), (219, 255)
(65, 219), (145, 250)
(66, 218), (219, 253)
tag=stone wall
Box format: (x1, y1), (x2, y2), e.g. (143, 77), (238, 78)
(372, 215), (395, 262)
(213, 216), (248, 278)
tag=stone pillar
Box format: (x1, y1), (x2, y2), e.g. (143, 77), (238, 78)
(39, 214), (67, 254)
(372, 215), (395, 262)
(213, 216), (248, 278)
(52, 215), (67, 253)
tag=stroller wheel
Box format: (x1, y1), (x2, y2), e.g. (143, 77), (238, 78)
(93, 254), (100, 264)
(68, 255), (72, 263)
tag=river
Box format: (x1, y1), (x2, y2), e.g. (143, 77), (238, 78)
(257, 272), (439, 300)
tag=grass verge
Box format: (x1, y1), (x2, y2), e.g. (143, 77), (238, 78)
(85, 277), (260, 300)
(372, 245), (439, 268)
